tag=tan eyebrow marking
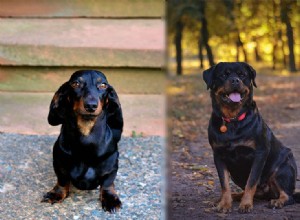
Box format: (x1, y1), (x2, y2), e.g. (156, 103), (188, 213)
(78, 77), (84, 82)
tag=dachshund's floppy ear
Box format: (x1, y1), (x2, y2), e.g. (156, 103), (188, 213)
(242, 62), (257, 88)
(105, 85), (123, 131)
(106, 85), (121, 112)
(203, 65), (217, 90)
(48, 82), (70, 126)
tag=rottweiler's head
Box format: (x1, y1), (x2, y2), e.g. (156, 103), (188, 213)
(203, 62), (256, 118)
(48, 70), (120, 130)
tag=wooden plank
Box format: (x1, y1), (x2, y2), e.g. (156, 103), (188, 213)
(0, 18), (165, 67)
(0, 67), (165, 94)
(0, 0), (164, 18)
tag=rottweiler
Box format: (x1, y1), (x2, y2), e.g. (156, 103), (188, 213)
(203, 62), (299, 213)
(41, 70), (123, 213)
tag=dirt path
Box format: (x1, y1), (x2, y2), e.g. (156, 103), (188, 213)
(167, 73), (300, 219)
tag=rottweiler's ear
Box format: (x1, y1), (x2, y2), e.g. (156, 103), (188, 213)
(203, 65), (217, 90)
(48, 82), (70, 126)
(242, 62), (257, 88)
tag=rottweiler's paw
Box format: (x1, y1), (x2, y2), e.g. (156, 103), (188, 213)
(101, 190), (122, 213)
(269, 199), (284, 209)
(216, 201), (232, 213)
(238, 202), (253, 213)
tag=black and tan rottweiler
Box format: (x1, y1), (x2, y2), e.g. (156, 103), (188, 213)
(41, 70), (123, 213)
(203, 62), (300, 213)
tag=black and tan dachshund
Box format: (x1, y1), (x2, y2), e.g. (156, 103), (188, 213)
(41, 70), (123, 213)
(203, 62), (300, 213)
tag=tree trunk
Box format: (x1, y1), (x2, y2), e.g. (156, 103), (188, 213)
(272, 43), (278, 70)
(272, 0), (279, 70)
(254, 46), (261, 62)
(253, 38), (262, 62)
(175, 20), (183, 75)
(199, 0), (215, 66)
(198, 37), (204, 69)
(242, 46), (247, 63)
(236, 42), (239, 62)
(222, 0), (247, 63)
(278, 30), (287, 68)
(236, 34), (248, 63)
(281, 0), (296, 72)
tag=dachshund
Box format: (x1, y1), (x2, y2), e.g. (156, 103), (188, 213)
(41, 70), (123, 213)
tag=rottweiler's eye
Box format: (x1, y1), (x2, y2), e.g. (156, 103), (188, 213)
(221, 72), (229, 78)
(71, 81), (80, 88)
(238, 72), (246, 78)
(97, 83), (107, 90)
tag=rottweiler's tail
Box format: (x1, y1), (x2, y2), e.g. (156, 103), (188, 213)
(293, 192), (300, 203)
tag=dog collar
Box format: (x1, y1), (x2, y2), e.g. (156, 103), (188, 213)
(222, 112), (246, 123)
(220, 112), (246, 133)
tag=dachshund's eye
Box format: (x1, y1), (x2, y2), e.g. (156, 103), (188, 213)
(97, 83), (107, 90)
(71, 81), (80, 88)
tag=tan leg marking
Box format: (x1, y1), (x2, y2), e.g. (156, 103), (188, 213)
(239, 185), (256, 213)
(217, 169), (232, 213)
(270, 190), (289, 208)
(100, 184), (122, 213)
(41, 182), (70, 204)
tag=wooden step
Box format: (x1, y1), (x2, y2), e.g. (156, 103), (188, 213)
(0, 0), (164, 18)
(0, 18), (164, 68)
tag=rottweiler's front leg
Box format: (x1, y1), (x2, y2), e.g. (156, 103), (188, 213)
(214, 154), (232, 213)
(100, 171), (122, 213)
(239, 150), (268, 213)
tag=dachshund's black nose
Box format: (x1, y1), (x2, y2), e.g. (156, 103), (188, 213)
(84, 101), (98, 113)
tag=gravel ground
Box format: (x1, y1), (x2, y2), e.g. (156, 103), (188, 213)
(0, 133), (165, 220)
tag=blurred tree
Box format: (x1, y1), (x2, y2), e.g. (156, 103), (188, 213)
(270, 0), (287, 70)
(223, 0), (248, 62)
(199, 0), (215, 66)
(168, 0), (215, 74)
(175, 19), (183, 75)
(168, 0), (184, 75)
(168, 0), (299, 74)
(280, 0), (297, 72)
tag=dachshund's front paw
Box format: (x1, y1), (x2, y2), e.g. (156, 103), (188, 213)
(100, 188), (122, 213)
(41, 184), (69, 204)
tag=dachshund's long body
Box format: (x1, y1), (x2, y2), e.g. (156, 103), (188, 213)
(42, 70), (123, 212)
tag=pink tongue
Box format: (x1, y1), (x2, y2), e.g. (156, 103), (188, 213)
(229, 93), (241, 102)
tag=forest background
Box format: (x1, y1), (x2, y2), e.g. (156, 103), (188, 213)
(167, 0), (300, 75)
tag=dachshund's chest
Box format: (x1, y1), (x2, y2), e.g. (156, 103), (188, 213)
(77, 117), (97, 136)
(71, 130), (113, 161)
(69, 151), (119, 190)
(71, 142), (105, 164)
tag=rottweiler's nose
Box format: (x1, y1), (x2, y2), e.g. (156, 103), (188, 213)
(84, 101), (98, 113)
(231, 77), (240, 87)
